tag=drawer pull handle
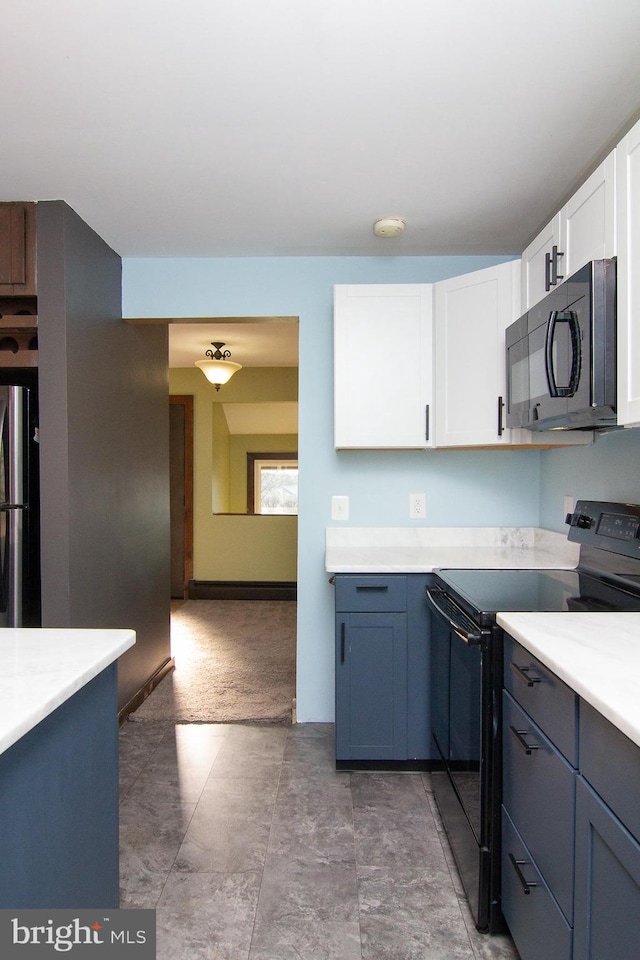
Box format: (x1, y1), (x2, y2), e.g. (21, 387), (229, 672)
(509, 725), (540, 755)
(508, 853), (538, 894)
(510, 661), (542, 687)
(340, 622), (346, 664)
(356, 585), (389, 591)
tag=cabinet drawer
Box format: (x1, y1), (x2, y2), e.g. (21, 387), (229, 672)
(334, 575), (407, 612)
(504, 634), (577, 765)
(502, 807), (572, 960)
(579, 699), (640, 842)
(502, 691), (576, 922)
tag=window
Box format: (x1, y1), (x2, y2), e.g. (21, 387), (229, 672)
(247, 453), (298, 515)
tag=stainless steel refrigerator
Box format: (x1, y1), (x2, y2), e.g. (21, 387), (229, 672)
(0, 376), (40, 627)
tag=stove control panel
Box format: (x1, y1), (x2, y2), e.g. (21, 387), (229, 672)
(566, 500), (640, 557)
(596, 513), (640, 541)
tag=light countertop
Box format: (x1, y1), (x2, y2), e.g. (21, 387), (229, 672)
(326, 526), (579, 573)
(497, 612), (640, 749)
(0, 628), (136, 755)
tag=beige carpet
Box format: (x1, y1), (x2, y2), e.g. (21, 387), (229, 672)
(130, 600), (296, 724)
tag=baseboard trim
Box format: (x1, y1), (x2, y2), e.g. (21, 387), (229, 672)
(118, 656), (175, 725)
(188, 580), (297, 601)
(335, 759), (438, 772)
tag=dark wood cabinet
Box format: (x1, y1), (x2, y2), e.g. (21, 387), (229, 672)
(0, 202), (36, 296)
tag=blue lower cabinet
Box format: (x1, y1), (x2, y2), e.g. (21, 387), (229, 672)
(0, 665), (120, 908)
(502, 691), (576, 923)
(333, 573), (432, 762)
(335, 611), (408, 760)
(573, 777), (640, 960)
(501, 807), (572, 960)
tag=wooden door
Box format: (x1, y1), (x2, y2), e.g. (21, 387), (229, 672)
(169, 395), (193, 598)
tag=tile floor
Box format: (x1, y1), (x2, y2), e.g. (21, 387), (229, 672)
(119, 720), (520, 960)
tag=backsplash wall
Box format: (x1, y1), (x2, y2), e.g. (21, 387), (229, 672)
(540, 427), (640, 531)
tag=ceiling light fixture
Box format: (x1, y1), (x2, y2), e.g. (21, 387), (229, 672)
(373, 217), (406, 238)
(195, 341), (242, 390)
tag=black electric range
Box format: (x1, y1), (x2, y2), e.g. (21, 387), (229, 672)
(425, 500), (640, 933)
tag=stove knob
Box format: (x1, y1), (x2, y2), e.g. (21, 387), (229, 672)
(575, 514), (593, 529)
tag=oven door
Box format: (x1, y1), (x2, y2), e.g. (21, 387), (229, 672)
(426, 585), (501, 932)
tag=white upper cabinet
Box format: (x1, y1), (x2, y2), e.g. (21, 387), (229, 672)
(521, 213), (562, 312)
(434, 260), (520, 447)
(334, 284), (434, 448)
(521, 153), (616, 311)
(616, 118), (640, 426)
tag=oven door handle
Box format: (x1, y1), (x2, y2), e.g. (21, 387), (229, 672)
(425, 586), (488, 646)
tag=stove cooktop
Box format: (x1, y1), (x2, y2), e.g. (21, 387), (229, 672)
(433, 501), (640, 626)
(433, 567), (640, 626)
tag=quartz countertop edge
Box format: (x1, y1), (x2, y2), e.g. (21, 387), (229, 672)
(326, 526), (579, 573)
(0, 628), (136, 756)
(497, 612), (640, 749)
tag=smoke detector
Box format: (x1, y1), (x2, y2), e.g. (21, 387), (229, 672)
(373, 217), (406, 238)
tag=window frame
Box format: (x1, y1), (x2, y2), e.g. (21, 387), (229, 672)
(247, 451), (298, 515)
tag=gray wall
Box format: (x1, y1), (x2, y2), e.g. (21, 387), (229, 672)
(37, 201), (171, 710)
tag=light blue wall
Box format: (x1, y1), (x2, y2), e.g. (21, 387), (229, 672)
(540, 428), (640, 532)
(123, 254), (543, 721)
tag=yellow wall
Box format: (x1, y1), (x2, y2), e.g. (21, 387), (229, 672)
(169, 366), (298, 582)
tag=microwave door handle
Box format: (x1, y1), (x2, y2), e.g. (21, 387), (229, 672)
(545, 310), (581, 399)
(566, 311), (581, 396)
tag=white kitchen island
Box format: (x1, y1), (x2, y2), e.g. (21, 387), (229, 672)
(0, 628), (135, 908)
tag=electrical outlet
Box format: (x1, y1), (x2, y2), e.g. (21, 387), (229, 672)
(563, 495), (576, 522)
(331, 495), (349, 521)
(409, 493), (426, 519)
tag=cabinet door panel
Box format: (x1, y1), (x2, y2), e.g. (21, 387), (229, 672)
(434, 260), (519, 446)
(616, 118), (640, 426)
(574, 777), (640, 960)
(335, 612), (407, 760)
(562, 153), (615, 277)
(0, 202), (36, 296)
(521, 213), (562, 310)
(334, 284), (433, 448)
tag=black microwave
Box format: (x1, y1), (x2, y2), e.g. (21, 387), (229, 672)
(505, 259), (617, 431)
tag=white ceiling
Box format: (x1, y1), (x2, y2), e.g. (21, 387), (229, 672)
(4, 1), (640, 367)
(166, 318), (299, 368)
